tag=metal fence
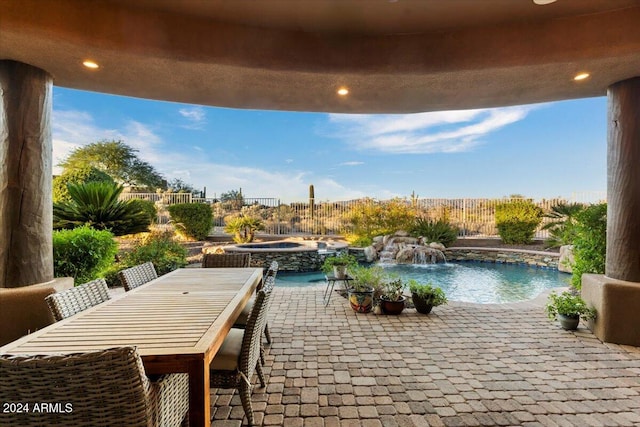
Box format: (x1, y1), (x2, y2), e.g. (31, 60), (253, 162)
(120, 192), (606, 239)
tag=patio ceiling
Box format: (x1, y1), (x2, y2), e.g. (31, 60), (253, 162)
(1, 0), (640, 113)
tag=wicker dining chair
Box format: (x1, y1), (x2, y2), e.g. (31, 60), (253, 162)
(0, 346), (188, 427)
(234, 261), (278, 350)
(45, 278), (111, 322)
(118, 262), (158, 292)
(210, 274), (275, 426)
(202, 253), (251, 268)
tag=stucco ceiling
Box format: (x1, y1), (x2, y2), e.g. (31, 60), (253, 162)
(1, 0), (640, 113)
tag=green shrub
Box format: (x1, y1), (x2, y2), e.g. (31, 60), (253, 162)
(53, 181), (152, 236)
(105, 231), (189, 287)
(571, 203), (607, 289)
(346, 235), (374, 248)
(343, 198), (414, 244)
(495, 199), (543, 244)
(53, 225), (117, 283)
(168, 203), (213, 240)
(128, 198), (157, 224)
(121, 231), (188, 276)
(53, 166), (114, 203)
(410, 218), (458, 247)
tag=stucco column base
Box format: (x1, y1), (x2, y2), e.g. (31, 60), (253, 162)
(582, 274), (640, 346)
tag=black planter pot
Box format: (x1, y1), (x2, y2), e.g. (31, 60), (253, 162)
(558, 313), (580, 330)
(412, 293), (434, 314)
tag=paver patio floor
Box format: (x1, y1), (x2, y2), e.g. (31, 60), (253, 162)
(210, 286), (640, 427)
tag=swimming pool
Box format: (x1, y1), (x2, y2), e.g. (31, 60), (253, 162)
(276, 261), (571, 304)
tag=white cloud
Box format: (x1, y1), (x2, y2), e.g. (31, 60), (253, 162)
(52, 110), (164, 173)
(51, 108), (368, 202)
(328, 106), (534, 154)
(285, 159), (294, 164)
(339, 161), (364, 166)
(178, 107), (206, 130)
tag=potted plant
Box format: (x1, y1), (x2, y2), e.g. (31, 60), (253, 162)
(545, 290), (596, 330)
(347, 265), (386, 313)
(380, 278), (407, 315)
(321, 252), (357, 279)
(409, 280), (447, 314)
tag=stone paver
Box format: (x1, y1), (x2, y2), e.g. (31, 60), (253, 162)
(210, 286), (640, 426)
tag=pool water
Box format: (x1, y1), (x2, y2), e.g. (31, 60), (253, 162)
(276, 261), (571, 304)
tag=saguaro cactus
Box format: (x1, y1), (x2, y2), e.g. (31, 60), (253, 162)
(309, 184), (315, 220)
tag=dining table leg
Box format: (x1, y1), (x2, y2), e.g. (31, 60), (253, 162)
(188, 359), (210, 427)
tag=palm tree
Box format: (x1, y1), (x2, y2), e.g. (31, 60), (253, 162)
(542, 203), (585, 248)
(53, 182), (152, 236)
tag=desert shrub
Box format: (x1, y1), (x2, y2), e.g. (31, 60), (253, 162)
(105, 231), (188, 287)
(343, 198), (414, 245)
(410, 218), (458, 247)
(53, 181), (152, 236)
(167, 203), (213, 240)
(53, 166), (114, 203)
(571, 203), (607, 289)
(495, 199), (543, 244)
(53, 225), (117, 283)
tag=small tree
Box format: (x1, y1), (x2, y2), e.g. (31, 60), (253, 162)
(59, 140), (166, 191)
(571, 203), (607, 289)
(495, 199), (543, 244)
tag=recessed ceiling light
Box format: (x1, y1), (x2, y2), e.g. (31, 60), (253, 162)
(337, 87), (349, 96)
(533, 0), (557, 5)
(82, 60), (99, 69)
(574, 72), (590, 81)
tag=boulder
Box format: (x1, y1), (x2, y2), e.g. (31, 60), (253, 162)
(394, 230), (410, 237)
(559, 245), (574, 273)
(372, 235), (384, 243)
(395, 247), (416, 264)
(429, 242), (446, 251)
(202, 245), (226, 254)
(364, 245), (378, 262)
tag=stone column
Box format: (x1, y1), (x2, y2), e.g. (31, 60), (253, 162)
(582, 77), (640, 346)
(0, 60), (54, 287)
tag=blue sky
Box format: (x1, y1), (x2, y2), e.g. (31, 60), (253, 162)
(52, 87), (607, 203)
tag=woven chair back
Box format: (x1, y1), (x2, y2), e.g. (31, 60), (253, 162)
(202, 253), (251, 268)
(119, 262), (158, 291)
(45, 278), (110, 321)
(239, 275), (275, 377)
(0, 347), (151, 427)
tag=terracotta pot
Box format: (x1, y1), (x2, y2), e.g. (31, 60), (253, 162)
(380, 296), (406, 315)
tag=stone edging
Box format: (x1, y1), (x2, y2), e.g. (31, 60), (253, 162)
(444, 247), (560, 269)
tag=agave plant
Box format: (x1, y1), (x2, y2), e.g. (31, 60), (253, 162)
(53, 181), (152, 236)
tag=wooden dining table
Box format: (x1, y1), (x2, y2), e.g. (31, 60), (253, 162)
(0, 267), (264, 427)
